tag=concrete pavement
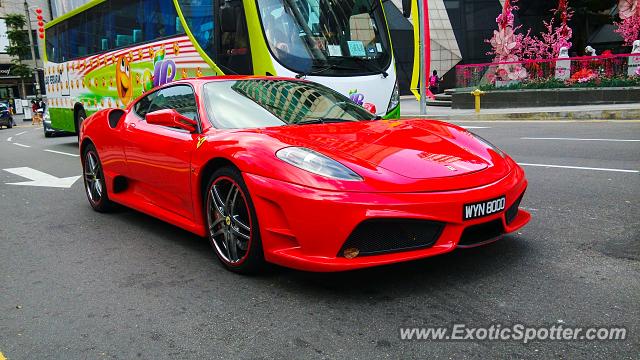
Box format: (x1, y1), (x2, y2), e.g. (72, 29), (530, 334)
(0, 122), (639, 359)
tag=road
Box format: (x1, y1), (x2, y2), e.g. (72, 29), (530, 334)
(1, 120), (639, 359)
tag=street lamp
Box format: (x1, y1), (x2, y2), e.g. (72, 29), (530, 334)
(24, 1), (43, 97)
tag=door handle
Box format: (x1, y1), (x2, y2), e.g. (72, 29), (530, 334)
(130, 122), (136, 128)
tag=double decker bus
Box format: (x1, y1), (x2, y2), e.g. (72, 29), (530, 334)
(44, 0), (400, 133)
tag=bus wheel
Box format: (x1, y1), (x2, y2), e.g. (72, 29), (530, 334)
(76, 108), (87, 141)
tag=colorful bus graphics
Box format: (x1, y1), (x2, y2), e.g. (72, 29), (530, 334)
(44, 0), (399, 133)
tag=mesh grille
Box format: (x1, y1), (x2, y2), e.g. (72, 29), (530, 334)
(459, 219), (505, 246)
(339, 219), (444, 257)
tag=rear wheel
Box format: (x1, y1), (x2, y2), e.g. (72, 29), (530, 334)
(82, 144), (114, 212)
(205, 167), (264, 274)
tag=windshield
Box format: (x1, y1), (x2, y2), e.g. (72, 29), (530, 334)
(257, 0), (391, 76)
(204, 79), (376, 129)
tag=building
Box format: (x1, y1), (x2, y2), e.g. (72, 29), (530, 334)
(390, 0), (623, 92)
(0, 0), (53, 100)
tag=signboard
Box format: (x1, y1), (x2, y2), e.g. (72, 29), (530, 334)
(14, 99), (23, 115)
(0, 20), (9, 53)
(0, 64), (12, 77)
(22, 100), (32, 120)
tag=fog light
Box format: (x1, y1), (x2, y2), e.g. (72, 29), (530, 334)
(343, 248), (360, 259)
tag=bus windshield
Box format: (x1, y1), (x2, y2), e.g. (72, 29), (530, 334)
(257, 0), (391, 76)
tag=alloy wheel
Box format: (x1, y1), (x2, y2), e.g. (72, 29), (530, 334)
(207, 177), (253, 264)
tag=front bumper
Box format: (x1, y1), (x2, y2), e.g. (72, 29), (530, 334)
(244, 166), (530, 272)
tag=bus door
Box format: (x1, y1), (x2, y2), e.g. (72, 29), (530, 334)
(215, 0), (253, 74)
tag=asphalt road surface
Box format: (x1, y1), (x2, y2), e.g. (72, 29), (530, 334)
(1, 120), (639, 359)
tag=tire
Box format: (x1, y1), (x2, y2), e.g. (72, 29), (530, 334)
(7, 122), (12, 129)
(205, 166), (264, 274)
(44, 132), (52, 138)
(76, 108), (86, 141)
(82, 144), (114, 212)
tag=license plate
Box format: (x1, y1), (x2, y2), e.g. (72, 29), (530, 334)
(463, 196), (506, 220)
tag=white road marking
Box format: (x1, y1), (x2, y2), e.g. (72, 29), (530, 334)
(519, 163), (638, 174)
(13, 143), (30, 148)
(15, 131), (27, 136)
(44, 149), (80, 157)
(461, 126), (491, 129)
(3, 167), (81, 188)
(7, 137), (12, 142)
(521, 137), (640, 142)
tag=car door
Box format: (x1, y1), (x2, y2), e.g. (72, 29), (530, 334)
(123, 85), (200, 219)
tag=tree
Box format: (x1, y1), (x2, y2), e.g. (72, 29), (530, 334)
(486, 0), (528, 82)
(534, 0), (575, 58)
(4, 14), (33, 98)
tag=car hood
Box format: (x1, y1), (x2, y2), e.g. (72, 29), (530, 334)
(262, 119), (507, 182)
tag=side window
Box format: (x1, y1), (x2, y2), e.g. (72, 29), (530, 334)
(134, 91), (158, 118)
(147, 85), (199, 120)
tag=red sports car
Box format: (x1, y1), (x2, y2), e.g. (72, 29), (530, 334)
(80, 76), (530, 273)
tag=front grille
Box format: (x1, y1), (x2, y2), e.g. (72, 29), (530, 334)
(505, 192), (525, 225)
(339, 219), (444, 257)
(458, 219), (505, 247)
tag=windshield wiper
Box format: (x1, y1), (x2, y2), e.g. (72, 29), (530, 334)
(296, 118), (357, 125)
(295, 63), (360, 79)
(352, 57), (388, 78)
(328, 55), (388, 78)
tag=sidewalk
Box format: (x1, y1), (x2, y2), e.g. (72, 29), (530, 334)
(399, 97), (640, 121)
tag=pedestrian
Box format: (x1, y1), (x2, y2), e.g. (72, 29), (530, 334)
(9, 98), (16, 126)
(31, 100), (42, 126)
(429, 70), (441, 95)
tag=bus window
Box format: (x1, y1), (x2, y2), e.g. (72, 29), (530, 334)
(256, 0), (391, 76)
(260, 0), (313, 72)
(177, 0), (215, 63)
(217, 0), (252, 74)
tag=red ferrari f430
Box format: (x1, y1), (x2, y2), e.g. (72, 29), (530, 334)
(79, 77), (530, 273)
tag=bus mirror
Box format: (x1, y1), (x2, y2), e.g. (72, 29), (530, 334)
(402, 0), (412, 17)
(220, 6), (237, 33)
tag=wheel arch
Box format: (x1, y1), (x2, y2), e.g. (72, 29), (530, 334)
(199, 157), (241, 202)
(79, 137), (95, 159)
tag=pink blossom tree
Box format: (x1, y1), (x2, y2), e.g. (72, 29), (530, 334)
(536, 0), (574, 58)
(486, 0), (528, 81)
(614, 0), (640, 46)
(487, 0), (575, 61)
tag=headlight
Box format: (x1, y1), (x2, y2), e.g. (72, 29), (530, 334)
(43, 109), (50, 121)
(470, 132), (505, 158)
(276, 147), (363, 181)
(386, 80), (399, 113)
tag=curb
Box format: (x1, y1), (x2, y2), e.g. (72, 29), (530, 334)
(401, 108), (640, 121)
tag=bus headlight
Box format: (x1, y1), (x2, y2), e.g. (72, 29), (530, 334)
(387, 80), (399, 113)
(276, 147), (363, 181)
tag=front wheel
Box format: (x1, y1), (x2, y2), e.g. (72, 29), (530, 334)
(82, 144), (114, 212)
(205, 167), (264, 274)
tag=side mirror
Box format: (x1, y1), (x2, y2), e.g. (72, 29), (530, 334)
(145, 109), (198, 133)
(402, 0), (411, 17)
